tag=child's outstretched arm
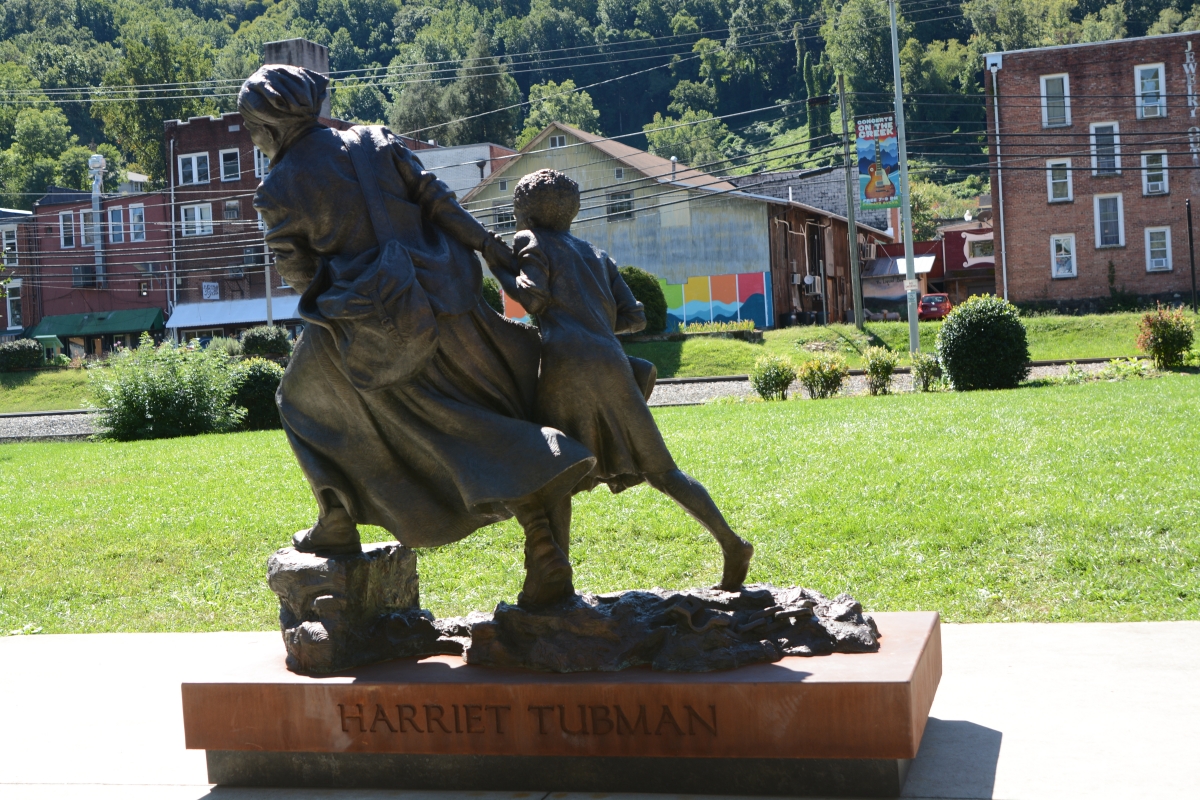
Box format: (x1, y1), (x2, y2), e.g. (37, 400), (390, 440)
(606, 256), (647, 335)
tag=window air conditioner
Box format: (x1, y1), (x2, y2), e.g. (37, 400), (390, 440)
(802, 275), (822, 295)
(1142, 103), (1163, 118)
(1147, 181), (1165, 194)
(1149, 257), (1168, 271)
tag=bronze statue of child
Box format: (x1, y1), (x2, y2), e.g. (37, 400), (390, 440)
(494, 169), (754, 596)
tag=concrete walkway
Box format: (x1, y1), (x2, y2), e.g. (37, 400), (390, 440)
(1, 621), (1196, 800)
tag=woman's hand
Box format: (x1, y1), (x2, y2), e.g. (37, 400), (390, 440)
(482, 233), (515, 274)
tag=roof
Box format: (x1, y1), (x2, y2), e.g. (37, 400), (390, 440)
(862, 255), (936, 279)
(462, 121), (737, 204)
(461, 122), (891, 238)
(34, 187), (90, 207)
(29, 307), (165, 338)
(985, 29), (1198, 59)
(165, 296), (301, 329)
(0, 208), (32, 224)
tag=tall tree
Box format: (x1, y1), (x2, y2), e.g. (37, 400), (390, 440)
(516, 80), (601, 148)
(94, 25), (216, 183)
(438, 33), (523, 146)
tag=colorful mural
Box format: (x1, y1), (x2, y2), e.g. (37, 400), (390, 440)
(503, 271), (773, 330)
(662, 272), (773, 330)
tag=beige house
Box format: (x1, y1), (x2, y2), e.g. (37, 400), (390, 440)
(461, 122), (890, 327)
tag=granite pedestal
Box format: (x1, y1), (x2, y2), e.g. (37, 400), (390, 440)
(183, 611), (940, 796)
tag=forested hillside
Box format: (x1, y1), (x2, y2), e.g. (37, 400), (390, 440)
(1, 0), (1197, 211)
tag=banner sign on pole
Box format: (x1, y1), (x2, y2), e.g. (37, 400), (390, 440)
(856, 114), (900, 211)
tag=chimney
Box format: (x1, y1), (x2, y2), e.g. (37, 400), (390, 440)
(263, 38), (332, 118)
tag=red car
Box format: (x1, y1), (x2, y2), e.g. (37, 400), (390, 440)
(918, 293), (953, 321)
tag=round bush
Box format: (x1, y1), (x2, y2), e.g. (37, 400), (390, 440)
(233, 357), (285, 430)
(0, 338), (44, 371)
(910, 351), (943, 392)
(240, 325), (292, 357)
(861, 346), (898, 396)
(750, 353), (797, 400)
(482, 275), (504, 314)
(618, 266), (667, 334)
(935, 295), (1030, 390)
(797, 353), (849, 399)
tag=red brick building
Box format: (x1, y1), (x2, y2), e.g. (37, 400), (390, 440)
(16, 188), (171, 355)
(986, 32), (1198, 309)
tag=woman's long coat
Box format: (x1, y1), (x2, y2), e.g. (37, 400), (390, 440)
(255, 125), (594, 546)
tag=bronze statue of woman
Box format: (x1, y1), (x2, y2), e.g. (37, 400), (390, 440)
(239, 65), (593, 605)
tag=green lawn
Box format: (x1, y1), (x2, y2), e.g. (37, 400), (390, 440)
(0, 369), (91, 413)
(626, 312), (1164, 378)
(2, 375), (1196, 635)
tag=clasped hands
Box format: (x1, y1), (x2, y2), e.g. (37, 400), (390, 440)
(482, 232), (535, 291)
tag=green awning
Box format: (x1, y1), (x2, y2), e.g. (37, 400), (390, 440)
(33, 335), (64, 349)
(29, 308), (165, 338)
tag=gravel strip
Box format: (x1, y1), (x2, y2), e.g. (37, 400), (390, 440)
(0, 413), (97, 442)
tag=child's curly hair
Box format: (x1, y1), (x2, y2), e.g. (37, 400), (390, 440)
(512, 168), (580, 231)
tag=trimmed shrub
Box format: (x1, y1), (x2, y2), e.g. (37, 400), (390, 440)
(862, 346), (898, 396)
(1136, 304), (1194, 369)
(240, 325), (292, 357)
(233, 357), (285, 430)
(482, 275), (504, 314)
(90, 334), (244, 441)
(797, 353), (849, 399)
(750, 353), (797, 400)
(207, 336), (243, 357)
(618, 265), (667, 334)
(0, 338), (43, 371)
(936, 295), (1030, 390)
(910, 351), (943, 392)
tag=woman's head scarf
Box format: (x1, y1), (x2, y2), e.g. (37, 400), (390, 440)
(238, 65), (329, 127)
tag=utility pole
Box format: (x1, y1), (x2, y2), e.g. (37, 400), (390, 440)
(87, 153), (106, 288)
(1188, 198), (1197, 314)
(887, 0), (919, 352)
(838, 74), (865, 330)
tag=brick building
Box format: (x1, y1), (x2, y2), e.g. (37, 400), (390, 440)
(986, 32), (1198, 308)
(18, 187), (171, 355)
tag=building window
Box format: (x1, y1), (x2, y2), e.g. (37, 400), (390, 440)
(1094, 194), (1124, 248)
(1046, 159), (1072, 202)
(498, 179), (508, 192)
(548, 135), (567, 148)
(615, 167), (625, 180)
(181, 203), (213, 236)
(253, 147), (270, 178)
(178, 152), (210, 185)
(1040, 74), (1071, 127)
(2, 229), (16, 267)
(108, 207), (123, 243)
(1090, 123), (1120, 175)
(59, 211), (75, 248)
(224, 200), (240, 220)
(606, 192), (634, 220)
(1145, 227), (1172, 271)
(129, 204), (146, 242)
(492, 200), (514, 231)
(1141, 151), (1168, 195)
(1051, 234), (1076, 279)
(1135, 64), (1166, 119)
(219, 149), (240, 181)
(80, 210), (102, 247)
(4, 278), (21, 329)
(969, 240), (994, 259)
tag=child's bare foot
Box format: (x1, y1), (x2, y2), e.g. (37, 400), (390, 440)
(716, 538), (754, 592)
